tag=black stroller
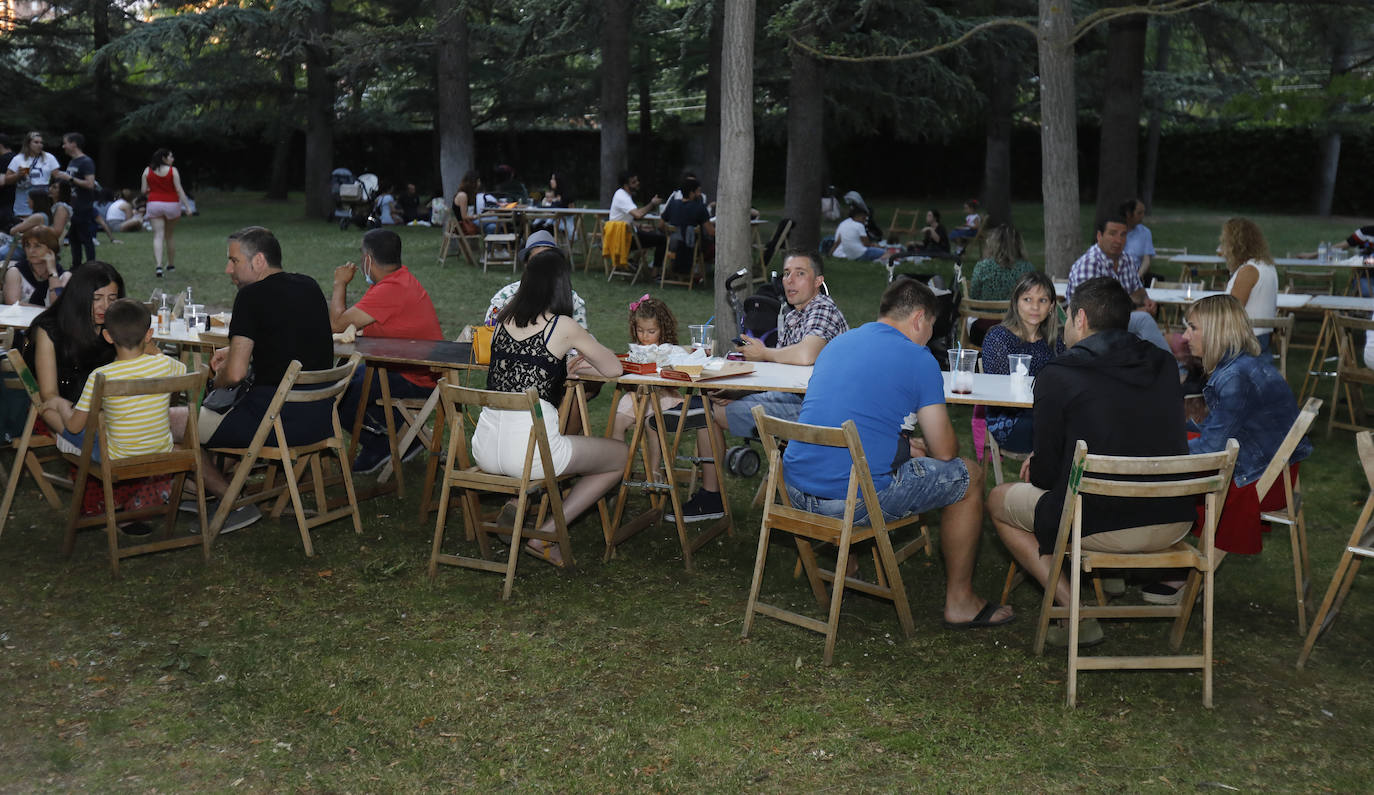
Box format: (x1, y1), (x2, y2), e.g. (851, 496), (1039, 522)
(717, 269), (788, 478)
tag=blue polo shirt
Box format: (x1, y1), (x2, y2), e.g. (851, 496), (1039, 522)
(783, 322), (945, 499)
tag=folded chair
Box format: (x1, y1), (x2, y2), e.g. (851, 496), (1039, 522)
(0, 348), (70, 539)
(60, 367), (211, 575)
(601, 220), (647, 283)
(437, 215), (480, 267)
(429, 383), (589, 600)
(1253, 397), (1321, 634)
(1328, 313), (1374, 437)
(206, 355), (363, 555)
(742, 407), (933, 665)
(1033, 439), (1238, 708)
(1297, 431), (1374, 668)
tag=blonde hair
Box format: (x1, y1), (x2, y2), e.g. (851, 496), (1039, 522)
(981, 224), (1032, 268)
(1187, 294), (1261, 374)
(1219, 217), (1273, 273)
(1000, 271), (1060, 344)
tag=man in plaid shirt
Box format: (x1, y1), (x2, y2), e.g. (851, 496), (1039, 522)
(673, 249), (849, 522)
(1066, 212), (1157, 316)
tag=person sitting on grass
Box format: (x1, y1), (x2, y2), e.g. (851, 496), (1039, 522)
(830, 206), (889, 262)
(40, 298), (187, 536)
(948, 199), (981, 253)
(1140, 294), (1313, 605)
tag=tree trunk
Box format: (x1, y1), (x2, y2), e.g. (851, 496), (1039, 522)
(89, 0), (117, 186)
(302, 0), (335, 220)
(1038, 0), (1079, 278)
(599, 0), (633, 206)
(1313, 27), (1351, 216)
(782, 39), (824, 252)
(1093, 9), (1148, 222)
(700, 0), (724, 198)
(981, 50), (1017, 229)
(716, 0), (755, 351)
(266, 60), (295, 201)
(437, 0), (475, 203)
(1140, 19), (1171, 212)
(637, 37), (653, 169)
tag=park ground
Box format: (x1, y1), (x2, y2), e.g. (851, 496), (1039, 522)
(1, 193), (1371, 791)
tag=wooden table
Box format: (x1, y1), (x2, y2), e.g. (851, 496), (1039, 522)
(942, 371), (1033, 409)
(573, 361), (811, 571)
(1298, 294), (1374, 404)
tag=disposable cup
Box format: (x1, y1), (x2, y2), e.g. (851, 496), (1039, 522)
(948, 348), (977, 394)
(689, 324), (714, 357)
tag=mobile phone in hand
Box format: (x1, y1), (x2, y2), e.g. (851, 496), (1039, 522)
(732, 337), (746, 346)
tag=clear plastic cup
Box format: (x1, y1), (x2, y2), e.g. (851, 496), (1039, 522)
(1008, 353), (1033, 398)
(689, 323), (714, 357)
(948, 348), (977, 394)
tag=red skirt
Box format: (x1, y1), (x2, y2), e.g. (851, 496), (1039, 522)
(1192, 462), (1300, 555)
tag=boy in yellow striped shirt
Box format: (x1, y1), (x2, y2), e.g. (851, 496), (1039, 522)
(43, 298), (187, 461)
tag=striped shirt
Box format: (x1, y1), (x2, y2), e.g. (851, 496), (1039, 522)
(75, 354), (187, 460)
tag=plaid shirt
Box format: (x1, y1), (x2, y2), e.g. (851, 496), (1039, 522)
(1066, 244), (1142, 300)
(780, 292), (848, 347)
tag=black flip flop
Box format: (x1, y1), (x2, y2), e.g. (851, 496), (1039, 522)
(942, 602), (1015, 630)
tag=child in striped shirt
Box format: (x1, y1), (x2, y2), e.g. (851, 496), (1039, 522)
(43, 298), (186, 460)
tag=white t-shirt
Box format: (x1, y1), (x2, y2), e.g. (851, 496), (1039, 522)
(833, 217), (869, 259)
(106, 199), (134, 224)
(964, 213), (980, 227)
(7, 151), (59, 188)
(609, 188), (637, 223)
(1225, 259), (1278, 322)
(1124, 224), (1155, 260)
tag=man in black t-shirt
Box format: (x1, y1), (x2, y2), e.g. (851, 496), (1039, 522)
(0, 134), (17, 231)
(54, 132), (97, 267)
(659, 177), (714, 273)
(195, 226), (334, 532)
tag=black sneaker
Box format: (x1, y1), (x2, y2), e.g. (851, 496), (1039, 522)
(351, 443), (391, 475)
(165, 263), (175, 273)
(665, 490), (725, 523)
(155, 265), (163, 278)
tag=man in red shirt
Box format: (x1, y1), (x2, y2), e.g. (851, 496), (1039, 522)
(330, 228), (444, 473)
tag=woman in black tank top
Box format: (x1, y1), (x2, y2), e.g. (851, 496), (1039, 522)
(475, 242), (628, 567)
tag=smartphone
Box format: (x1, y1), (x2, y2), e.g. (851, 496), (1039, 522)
(731, 337), (746, 346)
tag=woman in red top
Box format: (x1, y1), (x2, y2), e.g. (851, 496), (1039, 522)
(140, 148), (192, 278)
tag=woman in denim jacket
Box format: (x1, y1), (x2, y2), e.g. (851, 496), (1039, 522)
(1144, 295), (1312, 604)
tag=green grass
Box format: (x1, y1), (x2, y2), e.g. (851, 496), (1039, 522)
(2, 192), (1372, 790)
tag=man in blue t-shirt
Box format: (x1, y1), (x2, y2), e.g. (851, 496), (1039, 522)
(55, 132), (97, 267)
(783, 277), (1012, 630)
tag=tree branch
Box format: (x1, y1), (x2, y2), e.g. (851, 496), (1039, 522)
(788, 17), (1036, 64)
(1071, 0), (1215, 45)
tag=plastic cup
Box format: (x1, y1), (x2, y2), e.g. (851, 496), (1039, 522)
(689, 323), (714, 357)
(1008, 353), (1033, 398)
(947, 348), (977, 394)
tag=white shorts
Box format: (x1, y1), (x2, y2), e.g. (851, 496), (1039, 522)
(471, 401), (572, 480)
(145, 201), (182, 220)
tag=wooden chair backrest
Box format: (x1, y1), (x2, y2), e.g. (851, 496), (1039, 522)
(1253, 398), (1321, 496)
(1152, 280), (1191, 290)
(1049, 440), (1239, 561)
(438, 382), (556, 482)
(5, 348), (41, 408)
(1360, 432), (1374, 493)
(282, 353), (362, 405)
(889, 209), (920, 236)
(753, 407), (887, 533)
(1249, 316), (1293, 378)
(81, 366), (210, 465)
(1332, 314), (1374, 371)
(958, 278), (1010, 318)
(1284, 269), (1336, 295)
(0, 326), (13, 350)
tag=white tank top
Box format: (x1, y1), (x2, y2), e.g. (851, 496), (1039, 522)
(1226, 259), (1278, 320)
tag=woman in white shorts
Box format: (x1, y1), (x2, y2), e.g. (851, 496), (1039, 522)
(472, 241), (628, 567)
(141, 148), (192, 277)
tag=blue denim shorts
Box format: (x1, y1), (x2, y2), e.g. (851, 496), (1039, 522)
(724, 391), (802, 439)
(786, 455), (971, 525)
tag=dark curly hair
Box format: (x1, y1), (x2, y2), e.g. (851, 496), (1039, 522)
(628, 295), (678, 345)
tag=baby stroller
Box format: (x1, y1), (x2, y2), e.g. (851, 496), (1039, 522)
(716, 269), (792, 478)
(336, 171), (379, 230)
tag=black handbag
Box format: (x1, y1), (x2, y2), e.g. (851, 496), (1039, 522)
(202, 369), (254, 414)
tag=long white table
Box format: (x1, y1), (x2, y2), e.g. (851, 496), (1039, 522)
(1171, 253), (1370, 271)
(1148, 287), (1313, 310)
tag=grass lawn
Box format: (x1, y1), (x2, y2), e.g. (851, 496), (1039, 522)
(2, 192), (1372, 791)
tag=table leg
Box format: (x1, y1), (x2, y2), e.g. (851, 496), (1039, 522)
(1298, 311), (1336, 405)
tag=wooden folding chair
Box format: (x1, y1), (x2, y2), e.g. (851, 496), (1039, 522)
(742, 407), (932, 665)
(482, 232), (519, 273)
(59, 367), (211, 575)
(428, 383), (586, 600)
(437, 215), (480, 267)
(753, 218), (793, 281)
(659, 224), (703, 290)
(1327, 314), (1374, 437)
(956, 278), (1008, 351)
(205, 355), (363, 556)
(1240, 397), (1320, 634)
(1284, 271), (1336, 350)
(888, 209), (920, 242)
(1032, 439), (1239, 708)
(1297, 431), (1374, 668)
(371, 371), (439, 498)
(1250, 316), (1293, 383)
(0, 348), (71, 539)
(601, 220), (648, 283)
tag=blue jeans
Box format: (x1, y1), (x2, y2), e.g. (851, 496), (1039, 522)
(724, 391), (802, 439)
(337, 367), (433, 454)
(787, 455), (970, 525)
